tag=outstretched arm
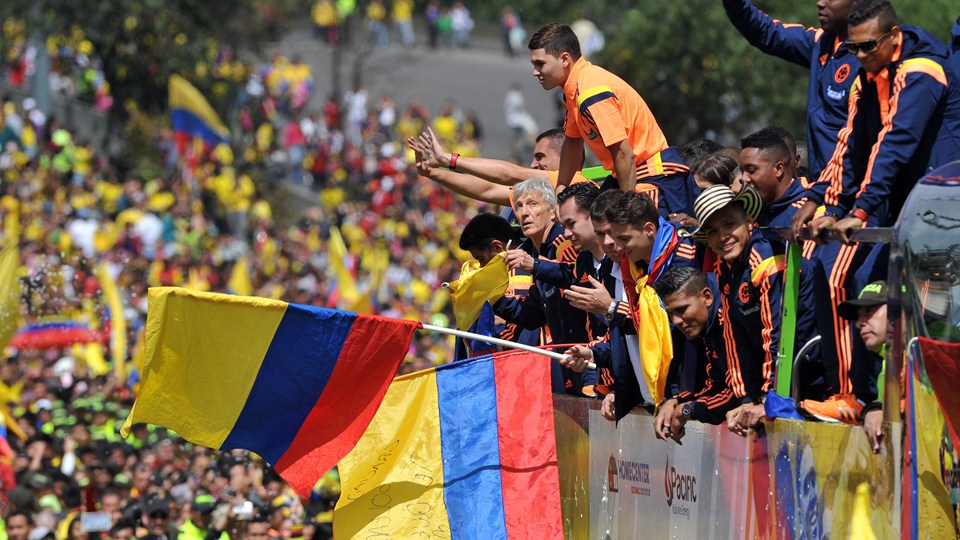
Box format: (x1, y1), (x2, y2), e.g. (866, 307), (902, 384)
(418, 127), (550, 186)
(407, 136), (512, 205)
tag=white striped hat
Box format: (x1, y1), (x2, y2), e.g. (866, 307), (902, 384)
(679, 184), (763, 241)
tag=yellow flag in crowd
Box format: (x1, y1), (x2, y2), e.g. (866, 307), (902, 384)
(446, 253), (510, 330)
(328, 226), (360, 304)
(0, 404), (26, 440)
(228, 256), (253, 296)
(848, 482), (877, 539)
(95, 263), (128, 380)
(0, 210), (22, 352)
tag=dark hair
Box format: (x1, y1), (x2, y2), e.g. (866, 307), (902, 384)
(110, 519), (137, 536)
(604, 191), (660, 228)
(754, 125), (797, 159)
(7, 509), (33, 525)
(528, 23), (582, 59)
(459, 213), (518, 251)
(740, 129), (791, 164)
(848, 0), (899, 29)
(556, 182), (600, 212)
(589, 189), (625, 223)
(679, 137), (725, 174)
(695, 153), (738, 187)
(653, 267), (709, 299)
(536, 127), (584, 167)
(535, 127), (565, 155)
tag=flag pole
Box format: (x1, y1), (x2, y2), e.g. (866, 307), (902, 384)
(420, 323), (597, 370)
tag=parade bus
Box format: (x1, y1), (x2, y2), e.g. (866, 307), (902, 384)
(551, 162), (960, 539)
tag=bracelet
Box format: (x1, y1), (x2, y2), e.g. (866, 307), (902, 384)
(449, 152), (460, 171)
(850, 208), (869, 223)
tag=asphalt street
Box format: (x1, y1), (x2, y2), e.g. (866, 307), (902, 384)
(272, 23), (562, 161)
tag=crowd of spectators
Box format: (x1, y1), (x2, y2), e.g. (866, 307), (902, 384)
(0, 26), (499, 534)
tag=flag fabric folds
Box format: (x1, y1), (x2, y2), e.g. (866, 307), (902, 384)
(916, 337), (960, 446)
(327, 226), (360, 306)
(169, 74), (230, 149)
(95, 263), (127, 380)
(334, 350), (563, 539)
(0, 211), (21, 351)
(447, 254), (510, 330)
(120, 287), (419, 496)
(227, 256), (253, 297)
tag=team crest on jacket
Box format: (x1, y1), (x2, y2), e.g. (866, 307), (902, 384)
(738, 282), (751, 304)
(834, 64), (850, 84)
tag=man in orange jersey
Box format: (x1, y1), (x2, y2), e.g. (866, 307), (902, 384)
(527, 23), (699, 217)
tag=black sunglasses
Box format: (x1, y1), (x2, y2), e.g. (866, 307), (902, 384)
(845, 30), (893, 55)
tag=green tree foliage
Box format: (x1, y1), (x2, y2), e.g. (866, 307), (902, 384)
(594, 0), (957, 145)
(498, 0), (957, 146)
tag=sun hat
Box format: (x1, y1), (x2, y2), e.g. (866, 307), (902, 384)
(679, 184), (763, 241)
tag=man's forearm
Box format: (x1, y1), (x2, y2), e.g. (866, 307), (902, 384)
(557, 136), (585, 188)
(423, 169), (511, 205)
(453, 155), (550, 186)
(612, 139), (636, 192)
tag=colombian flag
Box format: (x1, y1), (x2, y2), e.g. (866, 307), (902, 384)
(120, 287), (419, 496)
(335, 350), (563, 539)
(169, 74), (230, 151)
(10, 318), (101, 349)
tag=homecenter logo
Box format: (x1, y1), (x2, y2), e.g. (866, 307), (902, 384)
(610, 455), (651, 496)
(664, 457), (698, 511)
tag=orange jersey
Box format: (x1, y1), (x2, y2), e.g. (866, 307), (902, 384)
(563, 57), (669, 176)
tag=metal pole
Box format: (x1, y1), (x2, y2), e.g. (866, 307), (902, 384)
(420, 323), (597, 370)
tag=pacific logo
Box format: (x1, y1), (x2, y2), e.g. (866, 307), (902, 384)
(664, 457), (698, 508)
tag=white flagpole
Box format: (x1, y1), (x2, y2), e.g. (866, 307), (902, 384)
(420, 323), (597, 370)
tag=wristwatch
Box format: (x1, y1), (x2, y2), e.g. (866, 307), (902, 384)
(680, 402), (694, 419)
(603, 300), (618, 321)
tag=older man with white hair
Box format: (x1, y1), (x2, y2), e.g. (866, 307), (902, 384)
(493, 178), (599, 396)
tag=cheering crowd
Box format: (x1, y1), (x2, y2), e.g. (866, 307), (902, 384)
(0, 15), (499, 539)
(0, 0), (957, 538)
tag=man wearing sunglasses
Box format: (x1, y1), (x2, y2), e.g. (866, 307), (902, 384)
(722, 0), (860, 184)
(808, 0), (960, 242)
(793, 0), (960, 423)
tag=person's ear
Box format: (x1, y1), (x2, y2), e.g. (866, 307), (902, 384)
(644, 220), (657, 238)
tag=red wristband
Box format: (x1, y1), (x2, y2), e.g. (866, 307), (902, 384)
(449, 152), (459, 171)
(851, 208), (869, 222)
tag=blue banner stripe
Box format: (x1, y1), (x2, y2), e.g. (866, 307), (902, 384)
(172, 109), (229, 144)
(436, 356), (508, 539)
(221, 305), (356, 464)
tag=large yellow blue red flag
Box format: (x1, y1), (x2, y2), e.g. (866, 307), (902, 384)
(335, 350), (563, 539)
(120, 287), (419, 496)
(169, 74), (230, 150)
